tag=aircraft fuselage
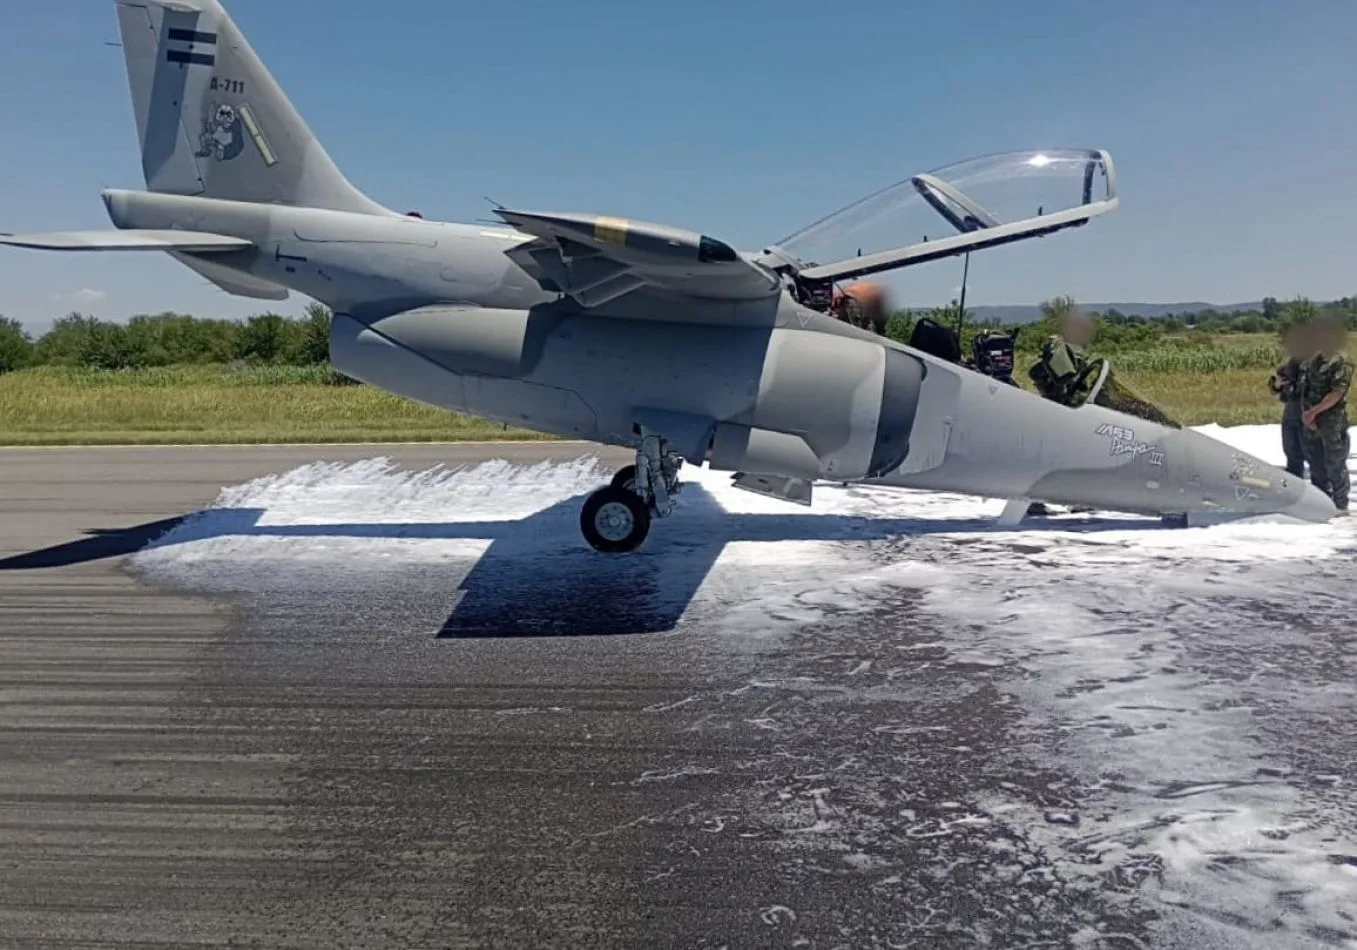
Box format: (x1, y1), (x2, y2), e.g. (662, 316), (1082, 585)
(103, 189), (554, 317)
(104, 189), (1337, 529)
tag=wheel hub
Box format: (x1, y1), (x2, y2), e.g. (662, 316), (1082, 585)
(594, 501), (635, 542)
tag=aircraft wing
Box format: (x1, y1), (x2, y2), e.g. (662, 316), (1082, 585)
(0, 229), (252, 253)
(493, 209), (781, 309)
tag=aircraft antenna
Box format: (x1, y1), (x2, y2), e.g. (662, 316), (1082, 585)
(955, 251), (971, 339)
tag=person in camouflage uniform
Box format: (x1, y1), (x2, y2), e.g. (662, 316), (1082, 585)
(1268, 322), (1311, 478)
(1028, 311), (1181, 428)
(1300, 316), (1352, 515)
(1028, 311), (1096, 406)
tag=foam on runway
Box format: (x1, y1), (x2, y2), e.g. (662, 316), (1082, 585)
(128, 424), (1357, 947)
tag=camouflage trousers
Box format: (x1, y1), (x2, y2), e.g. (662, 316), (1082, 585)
(1280, 407), (1306, 478)
(1302, 410), (1350, 511)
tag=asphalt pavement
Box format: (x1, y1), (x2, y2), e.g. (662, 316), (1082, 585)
(1, 443), (1349, 950)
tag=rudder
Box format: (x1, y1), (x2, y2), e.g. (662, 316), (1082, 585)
(115, 0), (390, 215)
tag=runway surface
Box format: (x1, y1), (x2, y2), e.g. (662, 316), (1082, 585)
(2, 437), (1355, 949)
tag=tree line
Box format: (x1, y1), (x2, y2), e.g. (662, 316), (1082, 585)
(0, 305), (333, 374)
(883, 295), (1340, 354)
(1092, 295), (1357, 336)
(1, 294), (1347, 376)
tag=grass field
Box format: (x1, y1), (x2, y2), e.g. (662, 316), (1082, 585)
(0, 336), (1317, 445)
(0, 365), (543, 446)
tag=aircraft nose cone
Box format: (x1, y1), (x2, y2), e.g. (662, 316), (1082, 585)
(1281, 480), (1338, 524)
(1174, 428), (1336, 522)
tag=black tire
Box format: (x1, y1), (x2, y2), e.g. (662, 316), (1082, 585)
(580, 485), (651, 553)
(610, 464), (637, 492)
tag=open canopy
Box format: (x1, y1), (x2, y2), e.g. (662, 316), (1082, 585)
(758, 148), (1117, 284)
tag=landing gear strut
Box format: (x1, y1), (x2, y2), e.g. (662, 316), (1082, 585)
(580, 430), (684, 553)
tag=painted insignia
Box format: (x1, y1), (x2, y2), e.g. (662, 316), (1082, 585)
(196, 102), (245, 162)
(1229, 453), (1260, 482)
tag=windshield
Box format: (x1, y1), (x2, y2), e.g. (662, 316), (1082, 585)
(774, 148), (1114, 270)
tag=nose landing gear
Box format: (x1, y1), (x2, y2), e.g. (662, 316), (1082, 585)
(580, 486), (652, 553)
(579, 430), (685, 553)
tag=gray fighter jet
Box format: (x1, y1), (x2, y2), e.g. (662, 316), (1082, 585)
(2, 0), (1335, 552)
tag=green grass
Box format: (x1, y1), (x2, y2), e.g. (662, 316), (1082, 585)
(0, 364), (545, 445)
(0, 336), (1336, 445)
(1111, 370), (1284, 426)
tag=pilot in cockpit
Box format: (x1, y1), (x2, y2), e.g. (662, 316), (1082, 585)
(830, 282), (889, 336)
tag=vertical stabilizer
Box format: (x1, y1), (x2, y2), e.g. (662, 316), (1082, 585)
(115, 0), (391, 215)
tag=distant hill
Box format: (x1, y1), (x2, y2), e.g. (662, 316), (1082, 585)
(966, 302), (1264, 324)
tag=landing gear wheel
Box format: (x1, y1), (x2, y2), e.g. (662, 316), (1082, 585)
(581, 485), (651, 553)
(610, 464), (637, 492)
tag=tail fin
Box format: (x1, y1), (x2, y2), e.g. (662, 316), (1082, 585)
(115, 0), (391, 215)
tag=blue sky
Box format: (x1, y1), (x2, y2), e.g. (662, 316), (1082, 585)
(2, 0), (1355, 331)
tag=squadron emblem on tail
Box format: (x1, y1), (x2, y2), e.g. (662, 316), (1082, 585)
(195, 102), (244, 162)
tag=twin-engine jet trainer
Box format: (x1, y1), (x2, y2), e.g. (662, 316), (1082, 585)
(2, 0), (1335, 551)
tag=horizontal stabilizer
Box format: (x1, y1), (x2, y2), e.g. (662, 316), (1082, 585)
(0, 229), (251, 252)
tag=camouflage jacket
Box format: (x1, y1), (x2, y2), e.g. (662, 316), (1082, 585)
(1028, 336), (1089, 404)
(1302, 353), (1354, 417)
(1270, 358), (1304, 404)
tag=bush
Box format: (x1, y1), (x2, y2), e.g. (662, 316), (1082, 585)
(34, 313), (152, 370)
(0, 317), (34, 373)
(296, 303), (332, 365)
(125, 312), (241, 365)
(234, 313), (293, 363)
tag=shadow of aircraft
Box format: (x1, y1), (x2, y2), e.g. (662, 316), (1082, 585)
(1, 483), (1168, 638)
(0, 517), (190, 570)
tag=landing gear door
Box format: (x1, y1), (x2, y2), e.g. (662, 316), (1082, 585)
(757, 148), (1117, 285)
